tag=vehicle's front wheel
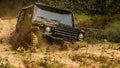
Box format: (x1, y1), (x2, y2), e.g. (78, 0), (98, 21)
(30, 27), (48, 52)
(30, 32), (39, 47)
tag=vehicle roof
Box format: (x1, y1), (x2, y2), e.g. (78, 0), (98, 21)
(22, 2), (72, 14)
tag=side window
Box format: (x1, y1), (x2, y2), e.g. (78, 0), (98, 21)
(16, 9), (26, 32)
(18, 10), (25, 22)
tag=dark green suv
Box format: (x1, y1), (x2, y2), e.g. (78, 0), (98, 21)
(11, 3), (85, 49)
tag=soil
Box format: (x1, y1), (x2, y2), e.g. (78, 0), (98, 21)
(0, 18), (120, 68)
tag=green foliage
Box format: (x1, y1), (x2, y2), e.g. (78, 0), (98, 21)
(84, 29), (105, 44)
(76, 14), (116, 29)
(0, 0), (21, 17)
(75, 14), (93, 28)
(104, 22), (120, 42)
(0, 0), (120, 16)
(76, 13), (120, 43)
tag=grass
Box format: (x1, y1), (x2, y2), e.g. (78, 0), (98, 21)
(0, 57), (14, 68)
(71, 53), (120, 68)
(100, 60), (118, 68)
(16, 50), (62, 68)
(1, 42), (119, 68)
(35, 56), (62, 68)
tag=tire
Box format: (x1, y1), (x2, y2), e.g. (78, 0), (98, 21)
(30, 26), (47, 48)
(30, 32), (39, 47)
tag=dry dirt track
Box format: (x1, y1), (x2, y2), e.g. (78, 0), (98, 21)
(0, 18), (25, 68)
(0, 18), (16, 42)
(0, 18), (120, 68)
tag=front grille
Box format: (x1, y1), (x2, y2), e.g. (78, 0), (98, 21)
(54, 24), (78, 40)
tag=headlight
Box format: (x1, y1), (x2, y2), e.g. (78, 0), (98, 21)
(78, 33), (84, 40)
(45, 27), (51, 32)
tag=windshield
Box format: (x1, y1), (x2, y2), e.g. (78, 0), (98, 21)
(33, 5), (73, 26)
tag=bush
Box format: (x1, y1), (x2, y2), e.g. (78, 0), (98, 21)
(76, 14), (120, 43)
(83, 21), (120, 43)
(84, 29), (105, 44)
(104, 22), (120, 43)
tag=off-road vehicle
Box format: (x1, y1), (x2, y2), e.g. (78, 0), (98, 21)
(11, 3), (85, 49)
